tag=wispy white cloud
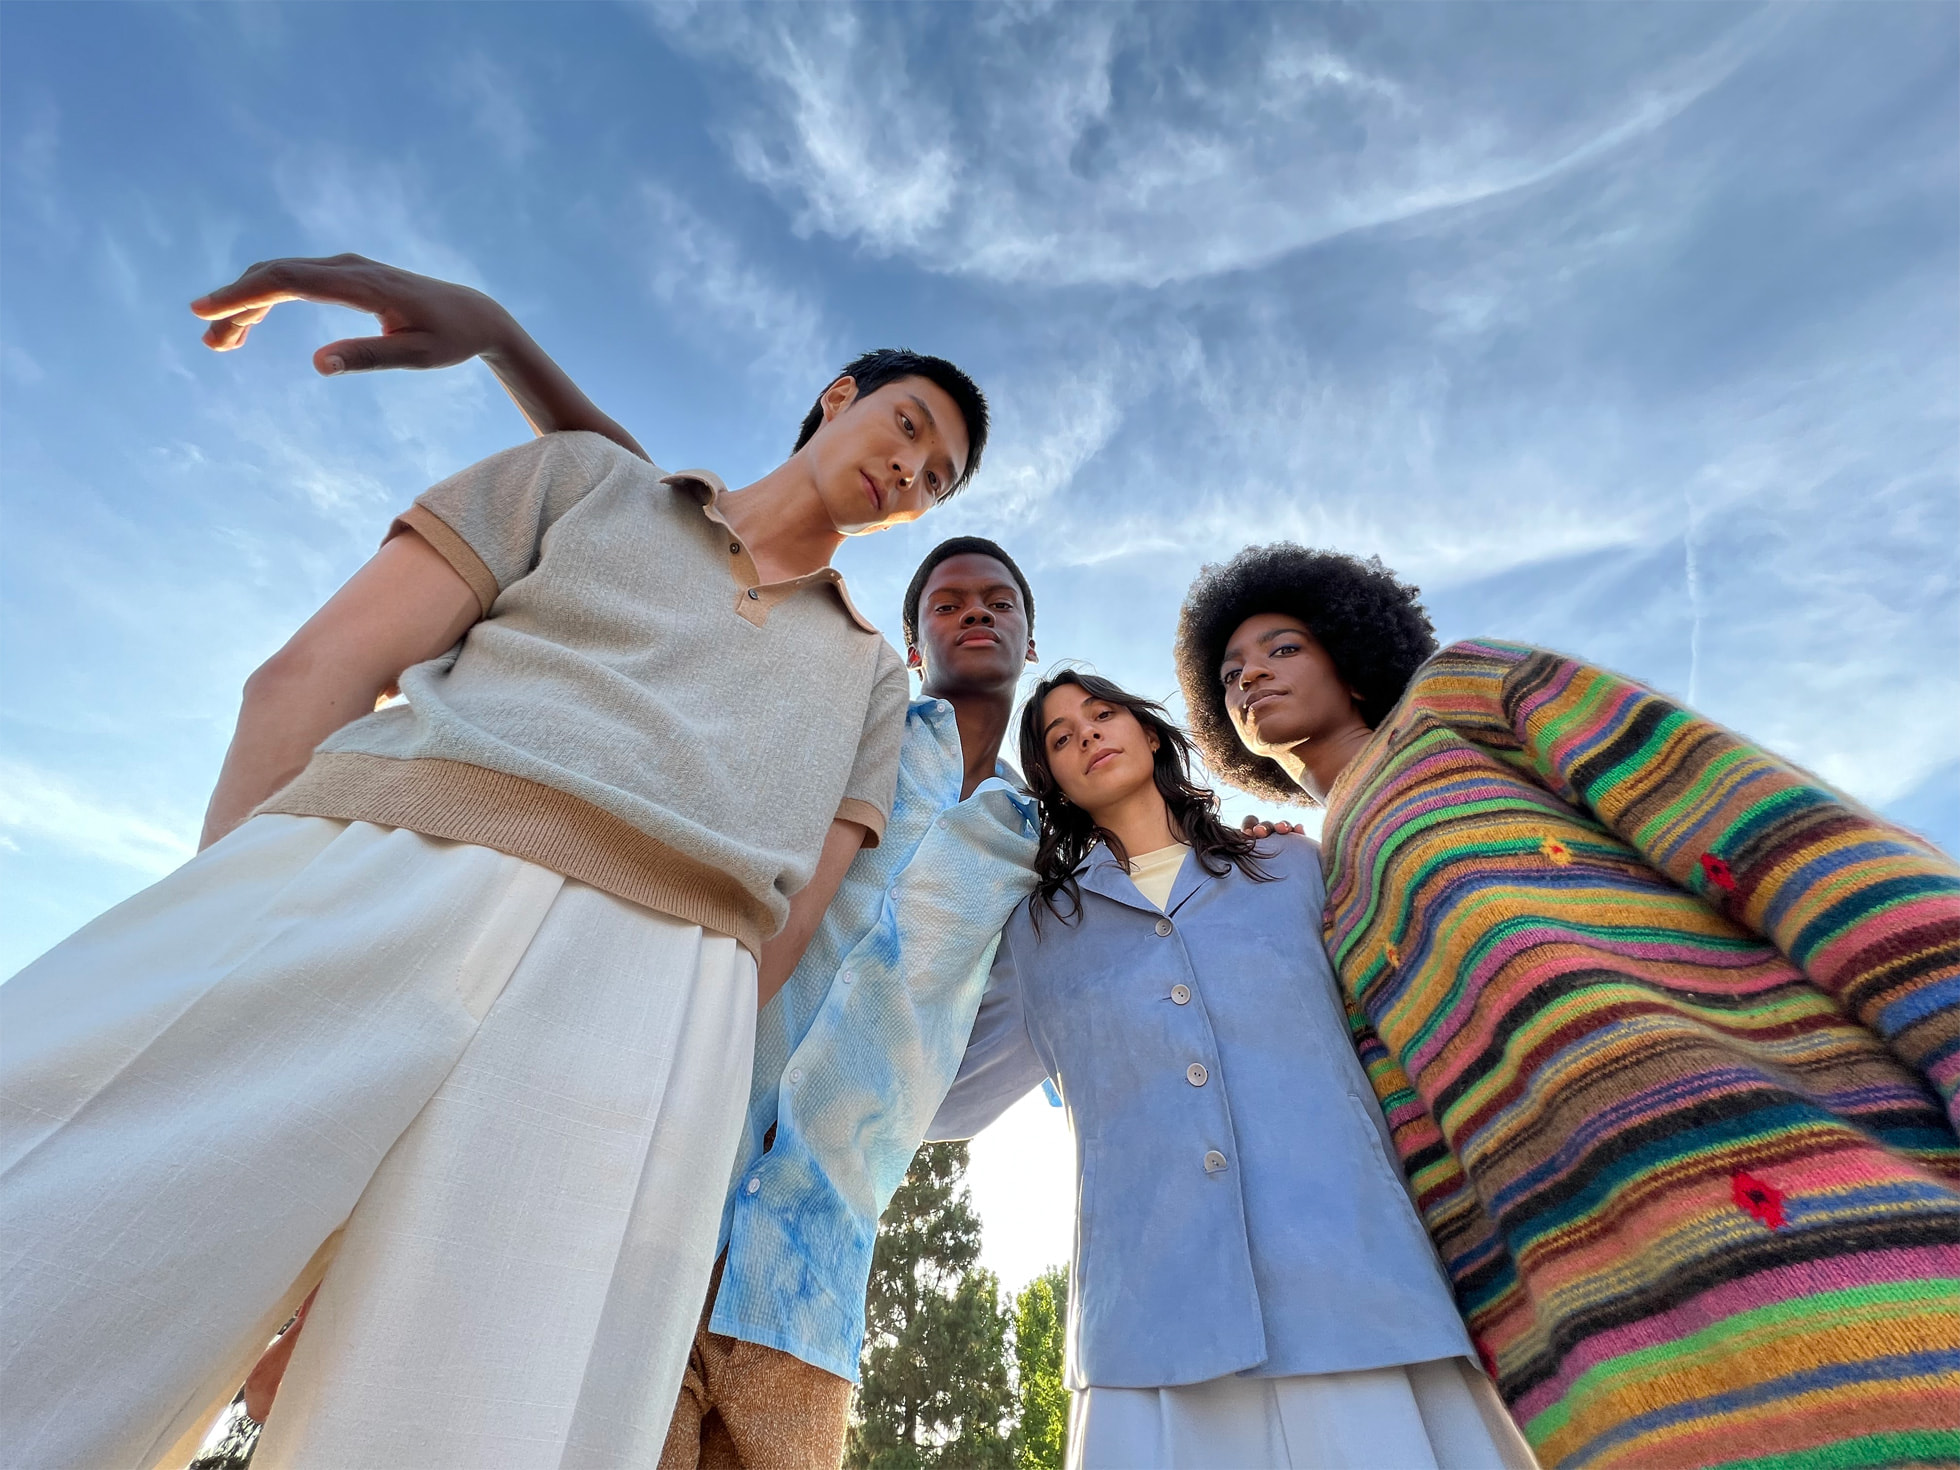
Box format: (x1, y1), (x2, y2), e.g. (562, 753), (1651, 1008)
(448, 51), (537, 164)
(638, 180), (836, 397)
(652, 2), (1777, 288)
(0, 758), (195, 876)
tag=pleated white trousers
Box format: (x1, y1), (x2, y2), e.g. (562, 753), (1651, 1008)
(1068, 1357), (1538, 1470)
(0, 815), (756, 1470)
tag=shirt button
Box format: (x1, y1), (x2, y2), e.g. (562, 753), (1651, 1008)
(840, 969), (855, 985)
(747, 587), (761, 600)
(1186, 1062), (1208, 1087)
(1154, 917), (1174, 937)
(1204, 1150), (1228, 1173)
(789, 1067), (804, 1085)
(746, 1177), (761, 1195)
(1171, 984), (1191, 1005)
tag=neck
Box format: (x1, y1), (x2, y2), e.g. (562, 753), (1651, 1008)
(720, 456), (846, 583)
(1275, 721), (1376, 804)
(920, 674), (1017, 799)
(1086, 783), (1179, 865)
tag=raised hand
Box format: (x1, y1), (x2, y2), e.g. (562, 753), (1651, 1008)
(1241, 814), (1307, 839)
(190, 253), (649, 460)
(191, 253), (516, 376)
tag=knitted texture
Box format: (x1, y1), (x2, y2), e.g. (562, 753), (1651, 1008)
(1321, 639), (1960, 1469)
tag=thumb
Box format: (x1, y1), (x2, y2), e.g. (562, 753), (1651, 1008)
(315, 332), (441, 375)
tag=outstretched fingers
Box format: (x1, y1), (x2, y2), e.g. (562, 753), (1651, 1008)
(190, 254), (386, 353)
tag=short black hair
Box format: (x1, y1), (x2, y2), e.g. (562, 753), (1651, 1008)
(1174, 544), (1437, 803)
(794, 348), (989, 494)
(902, 536), (1035, 649)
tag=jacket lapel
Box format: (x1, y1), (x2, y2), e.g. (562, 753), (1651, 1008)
(1073, 848), (1160, 916)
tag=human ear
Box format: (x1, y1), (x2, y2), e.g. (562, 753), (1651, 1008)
(906, 646), (923, 670)
(1025, 639), (1039, 665)
(820, 375), (858, 423)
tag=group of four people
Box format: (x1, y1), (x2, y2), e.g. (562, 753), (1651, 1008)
(2, 256), (1955, 1470)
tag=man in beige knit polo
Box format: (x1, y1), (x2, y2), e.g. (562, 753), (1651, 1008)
(0, 253), (989, 1470)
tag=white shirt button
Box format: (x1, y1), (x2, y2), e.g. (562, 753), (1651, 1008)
(789, 1068), (804, 1085)
(1186, 1062), (1208, 1087)
(1154, 917), (1174, 937)
(1204, 1150), (1228, 1173)
(746, 1177), (761, 1195)
(840, 969), (855, 985)
(1171, 984), (1190, 1005)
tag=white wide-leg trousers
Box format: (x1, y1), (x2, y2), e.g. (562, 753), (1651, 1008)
(0, 815), (755, 1470)
(1068, 1357), (1538, 1470)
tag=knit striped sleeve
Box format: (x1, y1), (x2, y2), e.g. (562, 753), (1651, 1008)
(1423, 638), (1960, 1127)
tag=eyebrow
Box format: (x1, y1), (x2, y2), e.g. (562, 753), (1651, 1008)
(1041, 698), (1102, 736)
(930, 581), (1016, 602)
(1220, 623), (1310, 665)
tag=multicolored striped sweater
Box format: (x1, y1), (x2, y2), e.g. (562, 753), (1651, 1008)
(1320, 639), (1960, 1469)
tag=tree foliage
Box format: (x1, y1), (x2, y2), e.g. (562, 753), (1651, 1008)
(1013, 1267), (1069, 1470)
(847, 1142), (1016, 1470)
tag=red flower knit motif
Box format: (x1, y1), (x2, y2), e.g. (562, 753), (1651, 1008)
(1700, 853), (1738, 892)
(1732, 1170), (1785, 1230)
(1541, 837), (1573, 866)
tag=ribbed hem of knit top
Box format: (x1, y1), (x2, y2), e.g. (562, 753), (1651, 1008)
(259, 752), (770, 955)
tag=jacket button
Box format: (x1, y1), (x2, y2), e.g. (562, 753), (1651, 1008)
(1203, 1150), (1227, 1173)
(746, 1177), (761, 1195)
(1154, 917), (1174, 937)
(1171, 984), (1191, 1005)
(1186, 1062), (1208, 1087)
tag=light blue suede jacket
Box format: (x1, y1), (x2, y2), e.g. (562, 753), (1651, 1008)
(928, 836), (1471, 1390)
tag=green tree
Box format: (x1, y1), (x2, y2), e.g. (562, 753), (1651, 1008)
(1012, 1267), (1069, 1470)
(848, 1142), (1015, 1470)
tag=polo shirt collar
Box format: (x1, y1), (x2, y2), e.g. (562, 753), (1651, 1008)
(662, 470), (881, 636)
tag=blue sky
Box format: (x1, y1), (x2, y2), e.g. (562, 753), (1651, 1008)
(4, 3), (1957, 1285)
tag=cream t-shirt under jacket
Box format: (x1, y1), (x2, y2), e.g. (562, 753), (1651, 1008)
(260, 430), (908, 957)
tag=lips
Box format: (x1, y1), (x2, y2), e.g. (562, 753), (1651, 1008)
(1241, 689), (1285, 720)
(1085, 748), (1119, 774)
(860, 470), (883, 513)
(954, 629), (1001, 647)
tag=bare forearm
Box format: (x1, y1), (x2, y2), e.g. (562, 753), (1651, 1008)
(481, 322), (650, 463)
(199, 663), (389, 849)
(756, 818), (869, 1009)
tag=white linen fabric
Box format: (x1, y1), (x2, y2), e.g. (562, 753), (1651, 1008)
(1067, 1357), (1537, 1470)
(0, 814), (754, 1470)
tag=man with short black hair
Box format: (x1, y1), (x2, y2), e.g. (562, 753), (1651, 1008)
(0, 256), (988, 1470)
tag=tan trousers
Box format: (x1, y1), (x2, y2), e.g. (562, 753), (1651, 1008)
(659, 1262), (855, 1470)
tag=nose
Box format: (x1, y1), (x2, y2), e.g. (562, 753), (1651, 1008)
(889, 454), (913, 489)
(1239, 661), (1272, 690)
(960, 606), (994, 627)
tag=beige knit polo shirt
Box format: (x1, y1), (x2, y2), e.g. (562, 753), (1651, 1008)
(260, 431), (908, 956)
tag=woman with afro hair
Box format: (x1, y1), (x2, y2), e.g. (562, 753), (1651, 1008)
(1175, 543), (1960, 1469)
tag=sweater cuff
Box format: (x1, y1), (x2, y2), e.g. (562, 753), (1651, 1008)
(836, 797), (886, 849)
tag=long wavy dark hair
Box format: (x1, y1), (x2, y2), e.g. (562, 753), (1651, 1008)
(1018, 668), (1272, 928)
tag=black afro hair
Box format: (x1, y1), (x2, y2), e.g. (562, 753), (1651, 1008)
(1174, 544), (1437, 804)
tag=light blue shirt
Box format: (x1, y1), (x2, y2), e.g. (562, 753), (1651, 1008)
(928, 838), (1471, 1390)
(710, 698), (1038, 1381)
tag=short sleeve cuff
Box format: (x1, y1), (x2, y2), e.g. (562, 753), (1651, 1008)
(836, 797), (887, 849)
(391, 503), (500, 617)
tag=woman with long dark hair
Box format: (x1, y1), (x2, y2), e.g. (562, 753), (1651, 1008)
(929, 668), (1534, 1470)
(1174, 543), (1960, 1469)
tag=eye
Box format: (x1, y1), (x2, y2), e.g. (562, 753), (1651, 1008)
(1220, 667), (1241, 688)
(899, 412), (916, 438)
(926, 469), (942, 497)
(1094, 707), (1112, 721)
(1271, 642), (1301, 657)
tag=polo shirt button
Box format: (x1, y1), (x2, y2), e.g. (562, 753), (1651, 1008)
(746, 1177), (761, 1195)
(1154, 917), (1174, 937)
(1186, 1062), (1208, 1087)
(730, 542), (742, 554)
(1204, 1150), (1227, 1173)
(1171, 984), (1190, 1005)
(747, 587), (761, 600)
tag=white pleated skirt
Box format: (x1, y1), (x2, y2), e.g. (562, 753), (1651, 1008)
(0, 815), (756, 1470)
(1068, 1357), (1538, 1470)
